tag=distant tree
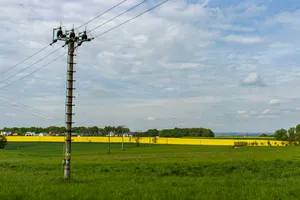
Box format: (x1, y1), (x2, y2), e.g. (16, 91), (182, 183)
(296, 124), (300, 133)
(0, 135), (7, 149)
(274, 129), (288, 141)
(145, 129), (159, 137)
(287, 127), (296, 143)
(295, 132), (300, 142)
(133, 132), (141, 146)
(158, 127), (214, 138)
(288, 127), (296, 137)
(87, 126), (99, 134)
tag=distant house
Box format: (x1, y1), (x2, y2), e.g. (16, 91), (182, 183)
(1, 132), (8, 136)
(107, 131), (115, 136)
(71, 132), (79, 136)
(92, 132), (102, 136)
(128, 132), (134, 137)
(1, 132), (13, 136)
(25, 132), (36, 136)
(48, 131), (57, 136)
(39, 132), (48, 136)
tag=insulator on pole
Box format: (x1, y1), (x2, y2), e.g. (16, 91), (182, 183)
(57, 27), (63, 38)
(82, 31), (88, 40)
(70, 29), (76, 38)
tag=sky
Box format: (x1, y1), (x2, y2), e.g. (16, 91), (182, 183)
(0, 0), (300, 133)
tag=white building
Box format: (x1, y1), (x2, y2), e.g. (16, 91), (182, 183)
(39, 132), (48, 136)
(25, 132), (36, 136)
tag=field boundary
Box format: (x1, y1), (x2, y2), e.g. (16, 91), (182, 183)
(5, 136), (287, 146)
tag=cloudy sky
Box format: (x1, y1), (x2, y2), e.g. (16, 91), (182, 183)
(0, 0), (300, 133)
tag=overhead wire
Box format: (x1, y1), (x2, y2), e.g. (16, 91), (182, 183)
(89, 0), (148, 33)
(0, 0), (166, 88)
(0, 53), (66, 89)
(92, 0), (170, 38)
(0, 47), (63, 85)
(0, 52), (66, 121)
(0, 97), (51, 119)
(0, 0), (128, 81)
(0, 0), (133, 87)
(0, 45), (50, 76)
(0, 0), (170, 121)
(77, 0), (128, 29)
(0, 1), (134, 121)
(0, 96), (57, 119)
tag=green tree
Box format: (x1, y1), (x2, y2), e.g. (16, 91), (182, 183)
(146, 129), (159, 137)
(274, 128), (288, 141)
(88, 126), (99, 134)
(0, 135), (7, 149)
(288, 127), (296, 138)
(296, 124), (300, 133)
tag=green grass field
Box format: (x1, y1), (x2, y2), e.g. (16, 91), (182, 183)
(1, 142), (300, 200)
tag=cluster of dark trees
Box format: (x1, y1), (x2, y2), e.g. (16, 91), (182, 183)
(135, 127), (214, 138)
(1, 126), (214, 138)
(273, 124), (300, 142)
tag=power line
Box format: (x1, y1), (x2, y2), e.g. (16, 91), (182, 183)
(93, 0), (169, 38)
(0, 1), (129, 122)
(0, 0), (170, 129)
(78, 0), (128, 29)
(0, 97), (51, 119)
(0, 0), (127, 81)
(0, 47), (63, 85)
(0, 52), (65, 120)
(1, 53), (66, 89)
(0, 45), (50, 76)
(0, 96), (56, 119)
(89, 0), (148, 33)
(0, 51), (65, 120)
(0, 0), (168, 88)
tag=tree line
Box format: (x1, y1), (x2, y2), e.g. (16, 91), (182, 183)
(135, 127), (215, 138)
(0, 126), (130, 136)
(273, 124), (300, 143)
(0, 126), (214, 138)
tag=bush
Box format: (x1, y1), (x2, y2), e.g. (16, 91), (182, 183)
(152, 137), (157, 144)
(134, 136), (140, 146)
(0, 135), (7, 149)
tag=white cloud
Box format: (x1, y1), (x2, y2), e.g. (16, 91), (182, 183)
(237, 110), (249, 118)
(224, 35), (264, 44)
(256, 115), (277, 119)
(262, 109), (272, 115)
(238, 110), (247, 115)
(147, 117), (155, 121)
(164, 87), (177, 92)
(5, 113), (16, 117)
(268, 99), (280, 105)
(269, 42), (292, 49)
(241, 73), (266, 87)
(0, 0), (299, 133)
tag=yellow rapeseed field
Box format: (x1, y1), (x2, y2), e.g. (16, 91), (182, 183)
(5, 136), (287, 146)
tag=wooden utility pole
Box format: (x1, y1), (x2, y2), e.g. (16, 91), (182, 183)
(50, 25), (93, 180)
(64, 40), (75, 180)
